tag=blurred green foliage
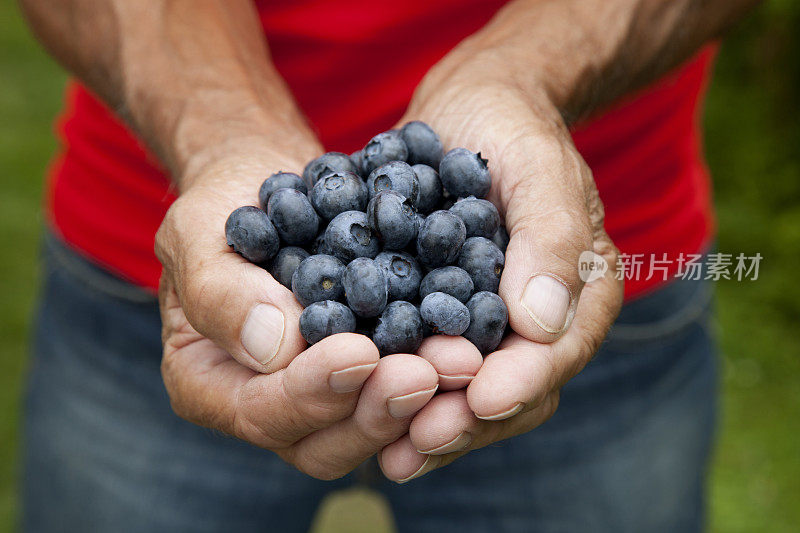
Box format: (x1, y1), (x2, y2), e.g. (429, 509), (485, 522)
(0, 2), (797, 532)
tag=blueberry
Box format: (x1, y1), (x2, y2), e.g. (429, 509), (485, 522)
(225, 206), (280, 264)
(366, 190), (419, 250)
(366, 161), (419, 205)
(373, 301), (424, 355)
(311, 231), (332, 255)
(267, 188), (320, 246)
(258, 172), (307, 209)
(449, 196), (500, 239)
(349, 150), (366, 177)
(439, 148), (491, 198)
(400, 121), (444, 168)
(362, 130), (408, 174)
(416, 210), (466, 268)
(325, 211), (381, 263)
(420, 292), (470, 336)
(303, 152), (359, 187)
(291, 254), (345, 307)
(491, 226), (510, 253)
(342, 258), (388, 318)
(411, 164), (442, 214)
(374, 251), (423, 302)
(419, 266), (474, 303)
(310, 171), (368, 220)
(299, 300), (356, 344)
(463, 292), (508, 354)
(270, 246), (309, 289)
(458, 237), (505, 293)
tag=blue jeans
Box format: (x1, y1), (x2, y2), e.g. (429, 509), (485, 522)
(22, 235), (718, 532)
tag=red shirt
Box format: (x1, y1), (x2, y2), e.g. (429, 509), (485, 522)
(47, 0), (715, 300)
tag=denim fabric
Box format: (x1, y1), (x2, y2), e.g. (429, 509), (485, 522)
(22, 235), (717, 533)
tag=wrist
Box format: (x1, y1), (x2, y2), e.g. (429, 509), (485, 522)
(178, 131), (322, 194)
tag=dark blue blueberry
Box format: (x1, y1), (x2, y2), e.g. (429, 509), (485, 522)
(411, 164), (443, 214)
(420, 292), (470, 336)
(291, 254), (345, 307)
(267, 188), (320, 246)
(401, 121), (443, 168)
(299, 300), (356, 344)
(303, 152), (359, 187)
(349, 150), (366, 178)
(439, 148), (492, 199)
(373, 301), (424, 355)
(342, 258), (388, 318)
(258, 172), (307, 209)
(325, 211), (381, 263)
(463, 292), (508, 354)
(458, 237), (505, 293)
(366, 161), (419, 205)
(374, 251), (423, 302)
(419, 266), (474, 303)
(270, 246), (309, 289)
(310, 171), (368, 221)
(366, 190), (419, 250)
(416, 210), (466, 268)
(311, 231), (331, 255)
(449, 196), (501, 239)
(362, 130), (408, 174)
(491, 226), (510, 253)
(225, 206), (280, 264)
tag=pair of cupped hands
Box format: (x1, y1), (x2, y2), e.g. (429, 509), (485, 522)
(155, 48), (624, 483)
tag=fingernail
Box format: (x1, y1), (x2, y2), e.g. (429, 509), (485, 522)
(476, 402), (524, 421)
(418, 432), (472, 455)
(329, 362), (378, 393)
(397, 455), (439, 484)
(521, 275), (571, 333)
(241, 303), (284, 366)
(437, 373), (475, 391)
(387, 385), (438, 418)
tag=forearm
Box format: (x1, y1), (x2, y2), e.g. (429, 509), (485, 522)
(19, 0), (319, 187)
(429, 0), (760, 124)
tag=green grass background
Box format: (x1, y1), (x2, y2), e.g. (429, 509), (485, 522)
(1, 2), (798, 532)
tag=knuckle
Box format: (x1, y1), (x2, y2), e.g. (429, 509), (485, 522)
(154, 200), (187, 268)
(282, 375), (353, 431)
(292, 399), (349, 432)
(511, 208), (593, 272)
(354, 417), (403, 448)
(293, 452), (348, 481)
(231, 405), (287, 450)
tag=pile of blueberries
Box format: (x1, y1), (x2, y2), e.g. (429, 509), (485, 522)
(225, 121), (509, 356)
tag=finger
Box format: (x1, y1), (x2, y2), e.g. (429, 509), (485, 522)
(416, 336), (484, 390)
(162, 330), (379, 449)
(286, 353), (439, 480)
(495, 134), (597, 343)
(380, 391), (558, 483)
(409, 391), (482, 454)
(467, 234), (622, 419)
(156, 193), (307, 373)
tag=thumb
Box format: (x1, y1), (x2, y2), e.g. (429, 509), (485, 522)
(497, 136), (599, 344)
(157, 193), (307, 374)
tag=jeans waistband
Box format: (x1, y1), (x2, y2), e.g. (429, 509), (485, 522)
(44, 232), (158, 305)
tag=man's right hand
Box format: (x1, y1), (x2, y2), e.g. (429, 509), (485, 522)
(154, 150), (450, 479)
